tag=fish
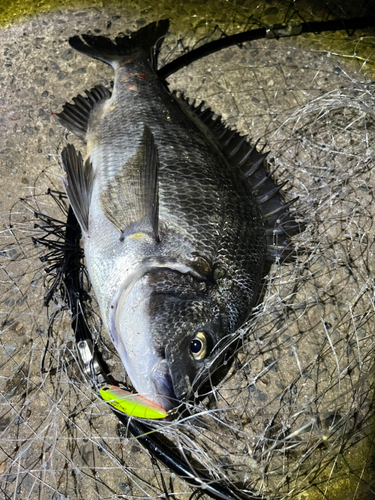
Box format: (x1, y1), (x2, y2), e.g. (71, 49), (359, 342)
(55, 20), (302, 412)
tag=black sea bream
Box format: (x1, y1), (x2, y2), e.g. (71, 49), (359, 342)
(56, 20), (301, 411)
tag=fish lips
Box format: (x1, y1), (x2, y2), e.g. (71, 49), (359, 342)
(150, 359), (177, 411)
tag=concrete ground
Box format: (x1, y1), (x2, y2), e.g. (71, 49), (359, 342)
(0, 1), (374, 499)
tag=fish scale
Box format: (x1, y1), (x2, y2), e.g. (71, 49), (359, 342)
(56, 19), (302, 413)
(93, 69), (228, 258)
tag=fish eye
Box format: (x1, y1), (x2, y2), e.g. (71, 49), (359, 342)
(191, 331), (208, 360)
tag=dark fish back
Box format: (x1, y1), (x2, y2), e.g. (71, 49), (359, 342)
(174, 92), (304, 262)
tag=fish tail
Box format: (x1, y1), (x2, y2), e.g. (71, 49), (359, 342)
(69, 19), (169, 69)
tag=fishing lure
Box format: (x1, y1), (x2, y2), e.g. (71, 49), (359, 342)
(100, 385), (167, 419)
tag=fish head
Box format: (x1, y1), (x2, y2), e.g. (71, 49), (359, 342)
(112, 267), (237, 412)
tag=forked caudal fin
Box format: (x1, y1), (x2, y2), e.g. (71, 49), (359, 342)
(69, 19), (170, 70)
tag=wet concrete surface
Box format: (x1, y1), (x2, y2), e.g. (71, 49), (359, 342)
(0, 2), (375, 499)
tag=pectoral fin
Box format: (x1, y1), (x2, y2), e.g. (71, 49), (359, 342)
(61, 144), (94, 233)
(100, 125), (160, 242)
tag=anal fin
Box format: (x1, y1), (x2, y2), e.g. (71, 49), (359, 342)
(100, 125), (160, 242)
(61, 144), (94, 233)
(55, 85), (111, 140)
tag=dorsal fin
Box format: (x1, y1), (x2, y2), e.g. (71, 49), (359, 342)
(100, 125), (160, 242)
(174, 91), (305, 262)
(55, 85), (111, 140)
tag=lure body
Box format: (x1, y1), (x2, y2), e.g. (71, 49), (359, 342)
(100, 385), (167, 419)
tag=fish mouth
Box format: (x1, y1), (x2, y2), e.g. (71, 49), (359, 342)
(150, 359), (177, 411)
(112, 262), (198, 413)
(114, 338), (177, 412)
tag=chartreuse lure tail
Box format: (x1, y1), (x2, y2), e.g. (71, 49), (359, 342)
(100, 385), (167, 419)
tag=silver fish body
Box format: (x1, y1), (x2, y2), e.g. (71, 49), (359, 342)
(57, 20), (300, 410)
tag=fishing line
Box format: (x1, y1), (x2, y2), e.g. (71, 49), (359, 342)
(31, 188), (265, 500)
(32, 13), (375, 498)
(59, 205), (266, 500)
(1, 7), (374, 500)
